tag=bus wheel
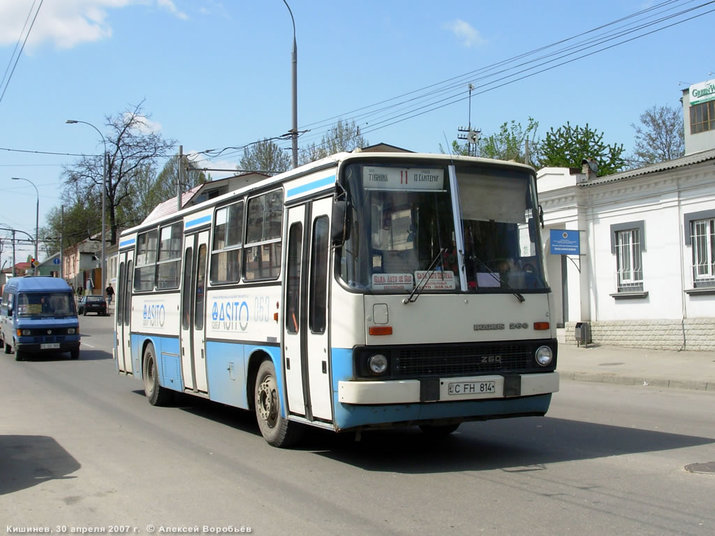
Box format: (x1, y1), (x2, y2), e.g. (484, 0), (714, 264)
(70, 349), (80, 360)
(142, 344), (172, 406)
(4, 341), (11, 354)
(254, 360), (301, 448)
(15, 349), (25, 362)
(419, 423), (460, 437)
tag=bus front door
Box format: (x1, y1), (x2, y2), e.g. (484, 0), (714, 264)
(283, 197), (332, 422)
(180, 231), (209, 393)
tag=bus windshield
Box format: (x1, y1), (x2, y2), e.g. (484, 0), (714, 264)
(338, 161), (548, 294)
(17, 292), (76, 317)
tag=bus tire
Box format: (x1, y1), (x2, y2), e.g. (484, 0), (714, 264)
(4, 341), (10, 354)
(254, 360), (301, 448)
(142, 344), (172, 406)
(15, 349), (25, 362)
(70, 348), (80, 360)
(419, 423), (460, 437)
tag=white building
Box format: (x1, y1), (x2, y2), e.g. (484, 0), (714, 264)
(538, 80), (715, 350)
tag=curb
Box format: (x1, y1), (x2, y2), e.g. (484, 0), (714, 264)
(559, 370), (715, 392)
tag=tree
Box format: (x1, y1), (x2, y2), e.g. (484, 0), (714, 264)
(630, 104), (684, 166)
(240, 139), (291, 174)
(538, 122), (626, 176)
(477, 118), (539, 165)
(300, 119), (368, 163)
(62, 102), (175, 245)
(441, 118), (540, 165)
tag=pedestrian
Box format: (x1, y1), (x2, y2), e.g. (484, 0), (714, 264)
(106, 283), (114, 305)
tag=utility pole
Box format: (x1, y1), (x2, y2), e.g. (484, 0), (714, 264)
(177, 145), (183, 212)
(457, 83), (480, 156)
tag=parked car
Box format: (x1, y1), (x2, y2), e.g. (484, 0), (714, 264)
(78, 295), (108, 316)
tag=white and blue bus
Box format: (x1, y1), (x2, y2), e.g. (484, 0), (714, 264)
(114, 151), (559, 447)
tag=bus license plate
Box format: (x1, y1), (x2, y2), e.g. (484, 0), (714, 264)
(447, 380), (496, 396)
(41, 343), (60, 349)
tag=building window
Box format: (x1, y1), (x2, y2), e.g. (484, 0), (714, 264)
(691, 218), (715, 287)
(690, 100), (715, 134)
(610, 221), (645, 293)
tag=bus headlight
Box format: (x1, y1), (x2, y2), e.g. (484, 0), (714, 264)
(18, 329), (31, 336)
(368, 354), (389, 375)
(67, 328), (76, 335)
(534, 345), (553, 367)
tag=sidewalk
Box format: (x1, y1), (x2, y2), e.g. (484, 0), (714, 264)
(557, 342), (715, 392)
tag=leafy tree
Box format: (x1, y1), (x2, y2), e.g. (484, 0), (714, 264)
(62, 102), (175, 245)
(240, 139), (291, 174)
(538, 122), (626, 176)
(477, 118), (539, 165)
(300, 119), (368, 163)
(40, 201), (101, 257)
(630, 104), (684, 166)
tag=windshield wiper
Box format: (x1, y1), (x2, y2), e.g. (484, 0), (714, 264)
(403, 248), (447, 304)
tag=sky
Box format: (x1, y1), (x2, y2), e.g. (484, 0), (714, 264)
(0, 0), (713, 264)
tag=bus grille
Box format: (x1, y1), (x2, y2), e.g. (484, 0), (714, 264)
(394, 344), (533, 377)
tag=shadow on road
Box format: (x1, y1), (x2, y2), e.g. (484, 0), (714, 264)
(311, 417), (715, 473)
(157, 392), (715, 473)
(0, 435), (80, 495)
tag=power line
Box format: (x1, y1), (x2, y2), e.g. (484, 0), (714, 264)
(0, 0), (44, 106)
(297, 0), (714, 145)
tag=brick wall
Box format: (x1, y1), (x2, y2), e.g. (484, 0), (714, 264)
(564, 318), (715, 351)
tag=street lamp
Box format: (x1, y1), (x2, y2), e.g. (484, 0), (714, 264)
(283, 0), (298, 168)
(66, 119), (107, 294)
(10, 177), (39, 275)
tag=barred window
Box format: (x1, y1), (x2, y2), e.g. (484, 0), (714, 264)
(210, 201), (244, 284)
(245, 190), (283, 281)
(615, 229), (643, 292)
(691, 218), (715, 287)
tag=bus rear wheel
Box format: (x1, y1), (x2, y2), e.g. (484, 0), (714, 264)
(142, 344), (172, 406)
(254, 360), (301, 448)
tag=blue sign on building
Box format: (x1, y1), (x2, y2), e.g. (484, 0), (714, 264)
(550, 229), (580, 255)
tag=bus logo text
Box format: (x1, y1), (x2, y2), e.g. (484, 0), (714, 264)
(211, 300), (249, 332)
(143, 304), (166, 327)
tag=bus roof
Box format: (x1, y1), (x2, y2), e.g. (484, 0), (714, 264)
(119, 150), (536, 238)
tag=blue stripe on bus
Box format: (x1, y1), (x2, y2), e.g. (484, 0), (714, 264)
(120, 238), (136, 248)
(131, 334), (285, 416)
(204, 341), (282, 411)
(185, 214), (212, 229)
(330, 347), (552, 430)
(286, 175), (336, 199)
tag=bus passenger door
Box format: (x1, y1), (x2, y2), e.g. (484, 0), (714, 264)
(180, 231), (209, 393)
(283, 205), (306, 415)
(116, 249), (133, 374)
(283, 197), (333, 422)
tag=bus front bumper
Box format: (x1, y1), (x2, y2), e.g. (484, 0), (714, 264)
(338, 372), (559, 405)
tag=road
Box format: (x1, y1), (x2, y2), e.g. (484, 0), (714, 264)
(1, 314), (714, 535)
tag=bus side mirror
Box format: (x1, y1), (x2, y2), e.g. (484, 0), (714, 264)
(331, 200), (348, 246)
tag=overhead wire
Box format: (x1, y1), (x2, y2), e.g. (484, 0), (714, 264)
(295, 0), (714, 147)
(0, 0), (44, 106)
